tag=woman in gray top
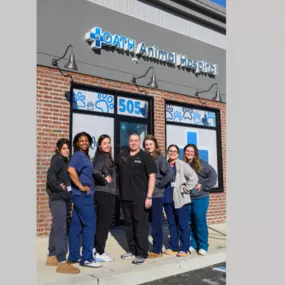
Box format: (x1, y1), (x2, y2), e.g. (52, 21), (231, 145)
(183, 144), (217, 256)
(92, 134), (117, 263)
(143, 135), (174, 258)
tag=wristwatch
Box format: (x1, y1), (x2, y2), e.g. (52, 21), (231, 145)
(146, 196), (152, 200)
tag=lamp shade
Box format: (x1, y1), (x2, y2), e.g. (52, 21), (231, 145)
(64, 53), (78, 71)
(212, 90), (222, 102)
(147, 74), (158, 88)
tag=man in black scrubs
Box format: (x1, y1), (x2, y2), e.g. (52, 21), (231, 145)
(116, 133), (157, 265)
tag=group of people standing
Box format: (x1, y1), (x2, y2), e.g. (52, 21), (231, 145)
(45, 131), (217, 274)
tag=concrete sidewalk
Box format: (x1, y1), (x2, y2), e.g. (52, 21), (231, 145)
(37, 223), (226, 285)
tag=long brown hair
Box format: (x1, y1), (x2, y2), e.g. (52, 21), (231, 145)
(143, 134), (161, 158)
(183, 144), (202, 172)
(94, 134), (114, 168)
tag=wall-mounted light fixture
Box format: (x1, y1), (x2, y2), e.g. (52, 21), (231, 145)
(195, 83), (223, 102)
(131, 66), (158, 89)
(51, 44), (78, 83)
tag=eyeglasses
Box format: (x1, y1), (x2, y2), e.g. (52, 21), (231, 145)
(168, 150), (178, 154)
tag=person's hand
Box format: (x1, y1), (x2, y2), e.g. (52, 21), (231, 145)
(80, 185), (91, 194)
(60, 183), (66, 191)
(105, 175), (112, 183)
(195, 184), (202, 191)
(145, 198), (152, 209)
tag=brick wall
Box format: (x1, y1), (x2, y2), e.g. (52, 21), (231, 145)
(37, 65), (226, 237)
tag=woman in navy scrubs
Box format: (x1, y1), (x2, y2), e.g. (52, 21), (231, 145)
(67, 132), (102, 268)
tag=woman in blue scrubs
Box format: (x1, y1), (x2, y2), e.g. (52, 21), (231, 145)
(67, 132), (102, 268)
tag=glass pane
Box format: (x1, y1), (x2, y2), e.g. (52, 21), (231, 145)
(72, 89), (115, 113)
(166, 124), (219, 188)
(119, 121), (147, 151)
(166, 104), (216, 127)
(72, 113), (114, 161)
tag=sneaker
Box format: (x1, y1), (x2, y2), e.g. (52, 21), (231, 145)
(46, 256), (58, 266)
(176, 251), (190, 257)
(189, 246), (196, 253)
(198, 249), (207, 256)
(80, 260), (102, 268)
(121, 252), (135, 260)
(56, 261), (80, 274)
(132, 256), (148, 265)
(164, 249), (178, 255)
(148, 252), (163, 259)
(95, 252), (114, 263)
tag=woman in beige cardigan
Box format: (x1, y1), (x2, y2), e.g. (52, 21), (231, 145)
(164, 144), (198, 257)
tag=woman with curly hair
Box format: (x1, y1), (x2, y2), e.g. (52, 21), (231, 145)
(67, 132), (102, 268)
(183, 144), (217, 256)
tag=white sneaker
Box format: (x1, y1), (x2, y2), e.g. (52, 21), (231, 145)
(81, 260), (102, 268)
(95, 252), (114, 263)
(189, 246), (196, 253)
(198, 249), (207, 256)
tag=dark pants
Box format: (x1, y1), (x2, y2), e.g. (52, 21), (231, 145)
(164, 203), (190, 252)
(68, 194), (96, 264)
(94, 191), (115, 254)
(189, 196), (210, 251)
(151, 197), (164, 254)
(122, 200), (149, 259)
(48, 199), (69, 262)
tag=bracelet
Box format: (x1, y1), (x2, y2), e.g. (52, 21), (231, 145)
(146, 196), (152, 200)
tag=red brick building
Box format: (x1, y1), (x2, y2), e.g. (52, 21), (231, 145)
(37, 0), (226, 236)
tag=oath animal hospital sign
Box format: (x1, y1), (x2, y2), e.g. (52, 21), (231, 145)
(85, 26), (218, 76)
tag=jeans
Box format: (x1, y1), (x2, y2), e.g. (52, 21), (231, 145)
(189, 196), (210, 251)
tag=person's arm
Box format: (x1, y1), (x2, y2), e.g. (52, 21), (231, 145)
(92, 155), (108, 185)
(145, 156), (158, 208)
(68, 152), (90, 193)
(156, 158), (174, 188)
(181, 162), (198, 194)
(67, 167), (90, 193)
(199, 163), (218, 190)
(46, 156), (65, 193)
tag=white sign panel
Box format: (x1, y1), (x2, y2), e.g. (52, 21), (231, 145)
(117, 96), (148, 118)
(72, 113), (114, 161)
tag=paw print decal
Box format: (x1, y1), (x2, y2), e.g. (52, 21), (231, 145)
(166, 105), (174, 121)
(192, 111), (201, 124)
(87, 101), (95, 111)
(206, 112), (216, 126)
(73, 92), (86, 109)
(173, 111), (183, 121)
(95, 93), (115, 113)
(182, 107), (193, 121)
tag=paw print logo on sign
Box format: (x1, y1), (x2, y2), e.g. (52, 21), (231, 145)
(95, 93), (115, 113)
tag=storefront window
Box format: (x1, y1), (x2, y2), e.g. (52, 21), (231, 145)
(165, 101), (223, 191)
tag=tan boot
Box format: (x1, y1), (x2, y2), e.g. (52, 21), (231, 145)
(46, 256), (58, 266)
(56, 262), (80, 274)
(148, 252), (163, 259)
